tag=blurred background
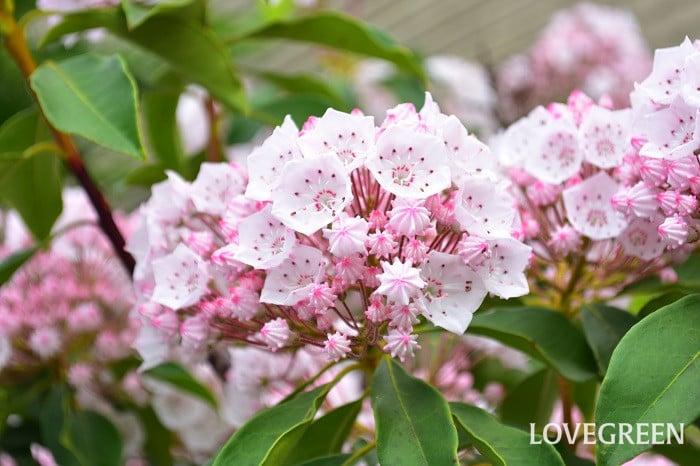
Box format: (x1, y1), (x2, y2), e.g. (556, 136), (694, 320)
(226, 0), (700, 71)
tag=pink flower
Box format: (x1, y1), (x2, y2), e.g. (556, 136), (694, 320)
(323, 214), (369, 257)
(388, 198), (431, 236)
(259, 318), (292, 351)
(418, 252), (487, 334)
(245, 116), (302, 201)
(376, 258), (425, 305)
(232, 205), (296, 268)
(366, 125), (451, 199)
(298, 108), (375, 171)
(28, 327), (61, 360)
(384, 329), (420, 362)
(324, 332), (351, 361)
(151, 244), (210, 310)
(562, 172), (628, 240)
(271, 154), (352, 235)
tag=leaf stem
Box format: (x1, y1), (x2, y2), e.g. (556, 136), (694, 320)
(0, 7), (135, 275)
(342, 440), (376, 466)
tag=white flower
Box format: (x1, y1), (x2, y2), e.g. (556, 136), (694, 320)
(151, 244), (210, 310)
(366, 125), (451, 199)
(271, 153), (353, 235)
(417, 251), (487, 334)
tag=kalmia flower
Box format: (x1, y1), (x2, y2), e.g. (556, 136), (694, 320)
(494, 89), (696, 310)
(130, 93), (530, 364)
(616, 38), (700, 251)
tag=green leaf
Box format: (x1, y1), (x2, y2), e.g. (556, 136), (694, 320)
(30, 53), (145, 160)
(370, 356), (458, 466)
(0, 152), (63, 241)
(121, 0), (195, 29)
(595, 295), (700, 466)
(136, 406), (174, 466)
(142, 87), (186, 171)
(61, 410), (123, 466)
(0, 109), (63, 240)
(285, 399), (362, 464)
(252, 93), (341, 126)
(40, 386), (81, 466)
(470, 307), (598, 382)
(581, 303), (638, 375)
(500, 368), (559, 430)
(294, 453), (351, 466)
(143, 362), (218, 409)
(450, 402), (564, 466)
(0, 245), (39, 286)
(251, 70), (349, 109)
(652, 443), (700, 466)
(571, 378), (599, 422)
(125, 163), (168, 186)
(227, 114), (264, 145)
(637, 290), (688, 319)
(243, 12), (426, 82)
(42, 11), (247, 114)
(212, 384), (331, 466)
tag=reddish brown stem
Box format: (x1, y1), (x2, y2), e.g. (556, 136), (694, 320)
(1, 8), (135, 275)
(205, 96), (223, 162)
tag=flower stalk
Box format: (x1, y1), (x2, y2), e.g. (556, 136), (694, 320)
(0, 5), (135, 275)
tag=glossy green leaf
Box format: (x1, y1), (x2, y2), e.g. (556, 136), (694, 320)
(143, 362), (218, 409)
(244, 12), (426, 81)
(212, 384), (331, 466)
(451, 402), (564, 466)
(500, 368), (559, 430)
(470, 307), (598, 382)
(0, 245), (40, 286)
(371, 356), (458, 465)
(581, 303), (638, 375)
(42, 11), (247, 114)
(285, 399), (362, 464)
(121, 0), (194, 29)
(596, 295), (700, 466)
(62, 410), (123, 466)
(30, 53), (145, 160)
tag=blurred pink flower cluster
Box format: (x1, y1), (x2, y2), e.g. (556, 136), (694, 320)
(495, 2), (652, 124)
(0, 189), (137, 379)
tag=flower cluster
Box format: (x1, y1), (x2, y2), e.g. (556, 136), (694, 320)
(495, 2), (651, 123)
(493, 90), (694, 308)
(0, 189), (137, 380)
(129, 93), (531, 366)
(613, 38), (700, 248)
